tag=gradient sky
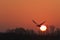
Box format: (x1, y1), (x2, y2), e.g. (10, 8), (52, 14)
(0, 0), (60, 32)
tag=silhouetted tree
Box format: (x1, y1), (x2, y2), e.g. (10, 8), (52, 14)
(49, 25), (56, 34)
(15, 28), (25, 34)
(0, 26), (60, 40)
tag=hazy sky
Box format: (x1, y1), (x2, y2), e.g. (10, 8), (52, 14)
(0, 0), (60, 32)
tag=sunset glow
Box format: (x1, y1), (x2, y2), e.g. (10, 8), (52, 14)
(40, 25), (47, 31)
(0, 0), (60, 32)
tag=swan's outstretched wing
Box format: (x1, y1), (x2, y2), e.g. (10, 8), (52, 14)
(32, 20), (38, 24)
(40, 21), (46, 25)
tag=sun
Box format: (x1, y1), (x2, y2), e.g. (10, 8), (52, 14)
(40, 25), (47, 31)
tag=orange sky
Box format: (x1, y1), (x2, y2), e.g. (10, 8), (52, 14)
(0, 0), (60, 32)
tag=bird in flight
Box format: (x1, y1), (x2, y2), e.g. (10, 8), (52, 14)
(32, 20), (46, 27)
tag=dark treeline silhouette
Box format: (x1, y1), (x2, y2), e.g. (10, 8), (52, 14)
(0, 26), (60, 40)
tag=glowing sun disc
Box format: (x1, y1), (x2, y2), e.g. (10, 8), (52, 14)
(40, 25), (47, 31)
